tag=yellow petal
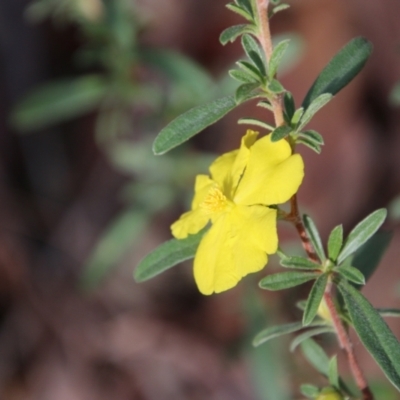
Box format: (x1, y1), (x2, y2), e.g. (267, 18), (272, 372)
(191, 175), (215, 209)
(209, 130), (259, 198)
(193, 205), (277, 295)
(234, 135), (304, 206)
(171, 209), (209, 239)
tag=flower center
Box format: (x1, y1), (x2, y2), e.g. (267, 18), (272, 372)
(200, 185), (229, 214)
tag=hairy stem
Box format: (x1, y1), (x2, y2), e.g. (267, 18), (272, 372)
(255, 0), (284, 127)
(255, 2), (374, 398)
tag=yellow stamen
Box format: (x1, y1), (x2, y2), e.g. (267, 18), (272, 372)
(200, 185), (229, 214)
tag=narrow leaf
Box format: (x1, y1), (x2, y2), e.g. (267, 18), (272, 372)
(134, 230), (205, 282)
(338, 208), (387, 263)
(303, 214), (326, 261)
(301, 338), (330, 375)
(301, 338), (353, 396)
(302, 37), (373, 109)
(235, 82), (261, 103)
(253, 322), (303, 347)
(226, 3), (253, 21)
(242, 34), (266, 75)
(328, 225), (343, 262)
(153, 95), (237, 154)
(268, 39), (290, 78)
(291, 107), (304, 126)
(81, 209), (148, 289)
(220, 24), (252, 45)
(238, 118), (274, 130)
(303, 274), (329, 326)
(280, 256), (321, 270)
(335, 266), (365, 285)
(268, 79), (285, 93)
(284, 92), (295, 121)
(235, 0), (254, 17)
(290, 326), (334, 352)
(259, 271), (320, 291)
(328, 356), (340, 389)
(297, 93), (332, 131)
(270, 4), (290, 18)
(229, 69), (256, 83)
(237, 60), (264, 81)
(352, 231), (393, 283)
(300, 384), (319, 398)
(338, 280), (400, 391)
(377, 309), (400, 318)
(299, 130), (324, 145)
(271, 125), (292, 142)
(257, 100), (273, 111)
(11, 75), (107, 132)
(296, 137), (321, 153)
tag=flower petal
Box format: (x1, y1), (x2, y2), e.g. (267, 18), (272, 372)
(171, 209), (209, 239)
(234, 135), (304, 206)
(194, 205), (277, 294)
(210, 129), (259, 199)
(191, 175), (215, 209)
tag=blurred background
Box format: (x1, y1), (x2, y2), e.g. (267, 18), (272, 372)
(1, 0), (400, 399)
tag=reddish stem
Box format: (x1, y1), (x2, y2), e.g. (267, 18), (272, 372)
(254, 2), (374, 397)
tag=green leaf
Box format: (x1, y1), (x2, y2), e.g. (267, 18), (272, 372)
(338, 280), (400, 391)
(259, 271), (320, 291)
(271, 125), (292, 142)
(299, 130), (324, 145)
(352, 231), (393, 283)
(283, 92), (295, 122)
(291, 107), (304, 126)
(268, 39), (290, 79)
(237, 60), (264, 81)
(303, 214), (326, 262)
(302, 37), (373, 109)
(328, 356), (340, 389)
(280, 256), (321, 270)
(241, 34), (266, 75)
(226, 3), (253, 21)
(300, 384), (320, 398)
(301, 338), (330, 375)
(297, 93), (332, 131)
(303, 273), (329, 326)
(328, 225), (344, 262)
(270, 4), (290, 18)
(253, 322), (304, 347)
(290, 326), (334, 352)
(335, 266), (365, 285)
(268, 79), (285, 93)
(238, 117), (274, 131)
(153, 95), (237, 154)
(235, 82), (261, 103)
(257, 100), (273, 111)
(81, 209), (149, 290)
(296, 137), (321, 153)
(235, 0), (254, 16)
(377, 309), (400, 318)
(134, 230), (206, 282)
(337, 208), (387, 264)
(229, 69), (257, 83)
(220, 24), (252, 45)
(141, 49), (213, 100)
(11, 75), (107, 132)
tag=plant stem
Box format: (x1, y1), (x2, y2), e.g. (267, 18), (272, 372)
(290, 197), (374, 400)
(255, 2), (374, 398)
(255, 0), (284, 127)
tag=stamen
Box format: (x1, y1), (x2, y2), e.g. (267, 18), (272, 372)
(200, 185), (229, 214)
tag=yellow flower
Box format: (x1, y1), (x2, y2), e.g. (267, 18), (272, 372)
(171, 130), (304, 295)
